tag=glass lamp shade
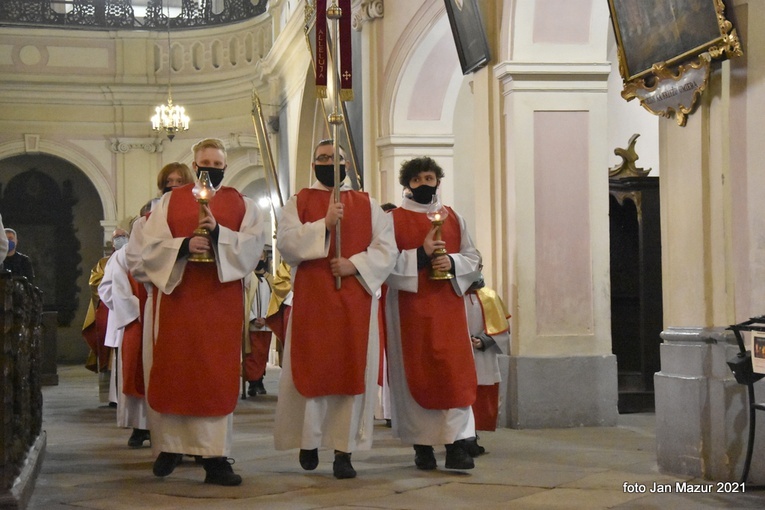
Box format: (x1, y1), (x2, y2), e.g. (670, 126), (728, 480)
(425, 194), (453, 280)
(188, 170), (216, 263)
(192, 171), (216, 202)
(426, 195), (448, 222)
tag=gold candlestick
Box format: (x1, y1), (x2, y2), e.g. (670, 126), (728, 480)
(426, 197), (453, 280)
(189, 170), (216, 263)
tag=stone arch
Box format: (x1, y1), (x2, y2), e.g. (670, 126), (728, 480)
(0, 138), (116, 225)
(377, 1), (464, 204)
(379, 0), (450, 138)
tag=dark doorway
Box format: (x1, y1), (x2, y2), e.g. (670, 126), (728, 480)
(0, 154), (104, 363)
(609, 176), (663, 413)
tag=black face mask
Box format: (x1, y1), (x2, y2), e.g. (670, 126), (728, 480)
(314, 164), (346, 188)
(409, 184), (438, 204)
(162, 186), (174, 194)
(196, 166), (225, 188)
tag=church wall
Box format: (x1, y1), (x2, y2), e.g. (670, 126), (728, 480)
(0, 10), (280, 364)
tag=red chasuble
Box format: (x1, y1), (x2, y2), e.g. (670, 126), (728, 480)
(147, 184), (246, 416)
(391, 206), (477, 410)
(289, 189), (372, 398)
(83, 301), (110, 373)
(121, 272), (147, 398)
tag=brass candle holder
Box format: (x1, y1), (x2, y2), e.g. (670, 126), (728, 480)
(426, 196), (453, 280)
(189, 170), (216, 263)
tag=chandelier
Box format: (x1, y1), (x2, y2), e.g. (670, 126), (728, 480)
(151, 89), (189, 141)
(151, 6), (190, 141)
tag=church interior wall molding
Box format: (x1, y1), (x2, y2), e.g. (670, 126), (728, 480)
(352, 0), (384, 31)
(109, 138), (164, 154)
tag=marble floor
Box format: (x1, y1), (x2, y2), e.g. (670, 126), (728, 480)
(25, 365), (765, 509)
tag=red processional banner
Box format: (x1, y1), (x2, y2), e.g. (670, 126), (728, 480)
(315, 0), (353, 102)
(315, 0), (328, 98)
(339, 0), (353, 101)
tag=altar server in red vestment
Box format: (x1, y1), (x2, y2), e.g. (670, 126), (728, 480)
(99, 228), (150, 448)
(117, 163), (195, 450)
(385, 156), (482, 471)
(243, 248), (274, 396)
(82, 228), (129, 405)
(141, 138), (266, 486)
(274, 139), (396, 479)
(464, 274), (511, 455)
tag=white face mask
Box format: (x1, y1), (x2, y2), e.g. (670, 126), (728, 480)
(113, 236), (128, 251)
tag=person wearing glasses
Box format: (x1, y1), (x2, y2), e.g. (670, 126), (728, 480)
(274, 139), (397, 479)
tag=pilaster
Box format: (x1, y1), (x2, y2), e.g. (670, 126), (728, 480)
(495, 60), (616, 427)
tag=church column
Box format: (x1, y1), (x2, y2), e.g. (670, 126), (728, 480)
(494, 0), (616, 428)
(108, 138), (163, 236)
(654, 0), (765, 482)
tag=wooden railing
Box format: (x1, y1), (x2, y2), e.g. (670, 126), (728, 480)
(0, 273), (45, 509)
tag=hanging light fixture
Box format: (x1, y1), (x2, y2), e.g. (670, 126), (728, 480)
(151, 5), (190, 141)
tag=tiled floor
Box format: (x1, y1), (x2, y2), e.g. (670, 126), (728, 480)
(26, 365), (765, 509)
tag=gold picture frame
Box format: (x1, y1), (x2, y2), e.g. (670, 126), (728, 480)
(607, 0), (742, 83)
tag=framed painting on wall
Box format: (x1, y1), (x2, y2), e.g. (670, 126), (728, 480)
(607, 0), (743, 125)
(444, 0), (491, 75)
(607, 0), (741, 83)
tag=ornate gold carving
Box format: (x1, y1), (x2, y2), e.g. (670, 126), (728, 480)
(609, 134), (652, 224)
(609, 134), (652, 180)
(622, 57), (710, 127)
(710, 0), (743, 60)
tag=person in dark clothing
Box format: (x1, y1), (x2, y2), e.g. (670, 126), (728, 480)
(4, 228), (34, 281)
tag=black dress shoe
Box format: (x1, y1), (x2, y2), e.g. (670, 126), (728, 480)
(203, 457), (242, 486)
(461, 437), (486, 457)
(248, 378), (267, 396)
(413, 444), (437, 470)
(299, 448), (319, 470)
(127, 428), (150, 448)
(444, 441), (474, 470)
(152, 452), (182, 477)
(333, 451), (356, 479)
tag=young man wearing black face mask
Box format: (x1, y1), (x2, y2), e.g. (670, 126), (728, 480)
(384, 156), (482, 472)
(140, 138), (267, 486)
(274, 139), (397, 479)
